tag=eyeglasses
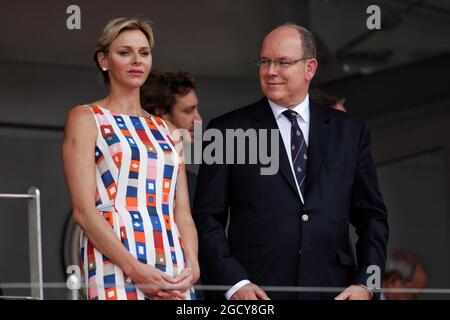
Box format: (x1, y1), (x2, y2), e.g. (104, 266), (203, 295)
(255, 57), (311, 68)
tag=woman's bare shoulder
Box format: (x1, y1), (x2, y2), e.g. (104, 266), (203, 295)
(68, 99), (104, 117)
(64, 105), (97, 137)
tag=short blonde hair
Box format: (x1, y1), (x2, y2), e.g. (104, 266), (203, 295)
(94, 17), (154, 85)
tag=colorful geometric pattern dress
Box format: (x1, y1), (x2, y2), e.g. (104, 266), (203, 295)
(80, 105), (195, 300)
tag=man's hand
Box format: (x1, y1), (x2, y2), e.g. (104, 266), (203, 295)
(230, 283), (270, 300)
(335, 284), (373, 300)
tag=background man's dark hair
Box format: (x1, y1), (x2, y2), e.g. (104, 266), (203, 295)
(309, 87), (346, 108)
(141, 69), (196, 115)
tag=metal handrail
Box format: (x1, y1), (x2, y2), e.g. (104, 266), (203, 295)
(0, 194), (35, 199)
(0, 295), (39, 300)
(0, 187), (43, 300)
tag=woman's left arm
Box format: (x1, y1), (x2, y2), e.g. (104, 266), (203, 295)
(173, 161), (200, 285)
(161, 118), (199, 286)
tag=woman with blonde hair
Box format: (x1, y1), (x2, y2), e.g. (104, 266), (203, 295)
(62, 17), (199, 300)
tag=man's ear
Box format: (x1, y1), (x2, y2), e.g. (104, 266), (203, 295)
(305, 58), (318, 81)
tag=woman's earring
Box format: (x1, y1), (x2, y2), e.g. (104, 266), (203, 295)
(102, 67), (108, 71)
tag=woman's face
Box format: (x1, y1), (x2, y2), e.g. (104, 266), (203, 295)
(100, 29), (152, 89)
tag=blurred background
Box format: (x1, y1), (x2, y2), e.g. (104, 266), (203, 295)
(0, 0), (449, 299)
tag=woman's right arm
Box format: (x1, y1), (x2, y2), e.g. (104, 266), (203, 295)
(61, 106), (184, 299)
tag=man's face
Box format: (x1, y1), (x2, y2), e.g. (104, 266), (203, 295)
(259, 27), (317, 108)
(165, 90), (201, 142)
(385, 266), (428, 300)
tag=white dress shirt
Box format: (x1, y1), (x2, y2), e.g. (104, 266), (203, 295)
(224, 95), (310, 299)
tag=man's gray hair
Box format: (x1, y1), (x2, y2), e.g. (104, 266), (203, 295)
(273, 22), (317, 59)
(385, 250), (427, 283)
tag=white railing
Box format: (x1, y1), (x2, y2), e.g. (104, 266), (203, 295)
(0, 187), (43, 300)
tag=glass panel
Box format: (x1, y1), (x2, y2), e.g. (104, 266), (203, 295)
(377, 149), (450, 299)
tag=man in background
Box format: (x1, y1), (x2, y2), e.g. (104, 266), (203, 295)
(381, 250), (428, 300)
(310, 88), (347, 112)
(141, 69), (202, 207)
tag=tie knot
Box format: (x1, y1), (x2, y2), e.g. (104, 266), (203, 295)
(282, 110), (298, 122)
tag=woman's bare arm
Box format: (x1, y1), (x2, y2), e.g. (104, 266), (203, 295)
(173, 155), (200, 286)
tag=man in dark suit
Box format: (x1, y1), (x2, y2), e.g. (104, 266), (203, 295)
(193, 23), (388, 300)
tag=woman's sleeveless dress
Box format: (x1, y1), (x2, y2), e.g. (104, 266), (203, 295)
(80, 105), (195, 300)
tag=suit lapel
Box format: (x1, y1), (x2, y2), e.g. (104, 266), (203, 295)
(305, 101), (331, 191)
(251, 98), (300, 199)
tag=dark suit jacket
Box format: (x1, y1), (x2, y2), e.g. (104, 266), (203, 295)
(193, 97), (388, 300)
(186, 168), (197, 209)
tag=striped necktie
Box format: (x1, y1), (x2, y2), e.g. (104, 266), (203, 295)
(282, 110), (308, 197)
